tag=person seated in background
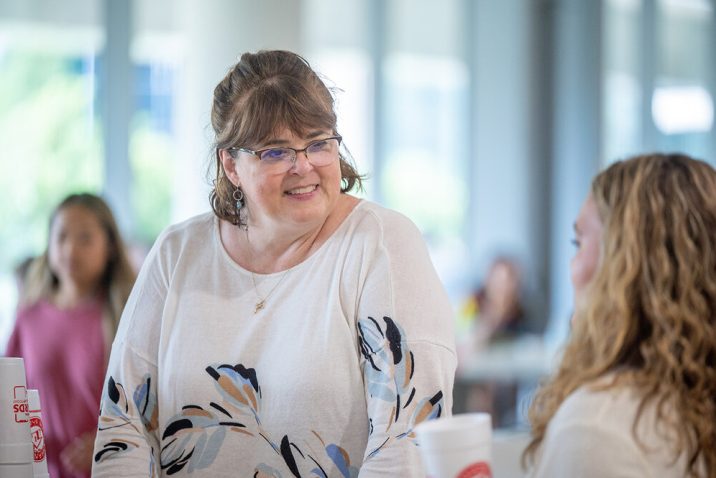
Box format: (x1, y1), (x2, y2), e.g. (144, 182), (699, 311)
(457, 256), (531, 427)
(6, 193), (136, 478)
(464, 256), (528, 351)
(525, 153), (716, 477)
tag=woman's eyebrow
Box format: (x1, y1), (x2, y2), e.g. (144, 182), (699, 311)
(261, 130), (328, 146)
(305, 130), (327, 139)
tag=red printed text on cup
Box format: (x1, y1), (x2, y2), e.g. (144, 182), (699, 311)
(12, 385), (29, 423)
(457, 461), (492, 478)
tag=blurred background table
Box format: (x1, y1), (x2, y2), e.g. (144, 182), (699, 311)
(453, 335), (559, 427)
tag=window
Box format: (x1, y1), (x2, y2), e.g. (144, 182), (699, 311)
(0, 19), (103, 349)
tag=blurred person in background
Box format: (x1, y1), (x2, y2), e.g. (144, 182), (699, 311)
(525, 153), (716, 477)
(458, 256), (530, 427)
(5, 193), (136, 478)
(460, 256), (528, 352)
(92, 50), (456, 477)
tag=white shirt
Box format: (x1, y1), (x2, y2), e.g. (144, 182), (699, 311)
(528, 378), (695, 478)
(92, 201), (457, 477)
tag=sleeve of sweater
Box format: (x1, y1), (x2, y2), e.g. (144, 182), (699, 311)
(354, 208), (457, 477)
(91, 229), (173, 478)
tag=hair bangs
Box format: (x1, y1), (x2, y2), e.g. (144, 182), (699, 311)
(233, 77), (336, 149)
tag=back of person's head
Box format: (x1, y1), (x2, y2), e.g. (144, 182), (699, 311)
(527, 153), (716, 475)
(24, 193), (136, 338)
(209, 50), (362, 226)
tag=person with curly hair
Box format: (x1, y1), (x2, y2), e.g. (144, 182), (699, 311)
(525, 153), (716, 477)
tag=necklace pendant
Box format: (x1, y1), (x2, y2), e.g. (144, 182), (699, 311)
(254, 300), (265, 314)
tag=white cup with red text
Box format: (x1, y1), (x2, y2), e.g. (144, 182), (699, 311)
(415, 413), (493, 478)
(0, 357), (33, 477)
(27, 389), (50, 478)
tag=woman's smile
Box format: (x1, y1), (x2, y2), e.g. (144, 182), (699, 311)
(285, 184), (319, 199)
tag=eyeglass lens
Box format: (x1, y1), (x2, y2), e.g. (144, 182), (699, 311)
(259, 138), (340, 172)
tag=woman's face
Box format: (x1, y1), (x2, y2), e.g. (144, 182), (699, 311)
(222, 127), (343, 234)
(48, 204), (111, 291)
(570, 195), (604, 310)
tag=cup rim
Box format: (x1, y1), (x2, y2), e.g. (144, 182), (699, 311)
(415, 413), (492, 451)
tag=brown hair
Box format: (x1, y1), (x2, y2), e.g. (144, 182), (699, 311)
(23, 193), (136, 350)
(526, 154), (716, 476)
(209, 50), (363, 226)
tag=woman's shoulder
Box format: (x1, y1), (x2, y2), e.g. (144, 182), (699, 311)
(555, 376), (642, 427)
(134, 212), (217, 278)
(346, 200), (422, 239)
(554, 376), (683, 454)
(150, 212), (216, 254)
(546, 376), (691, 476)
(158, 212), (215, 240)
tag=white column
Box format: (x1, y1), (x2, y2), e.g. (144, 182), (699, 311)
(547, 0), (602, 345)
(469, 0), (550, 323)
(102, 0), (133, 233)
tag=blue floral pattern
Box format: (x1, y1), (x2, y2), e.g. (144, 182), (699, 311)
(95, 315), (444, 476)
(95, 374), (158, 476)
(358, 316), (444, 459)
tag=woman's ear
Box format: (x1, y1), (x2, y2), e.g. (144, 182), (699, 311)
(219, 149), (241, 188)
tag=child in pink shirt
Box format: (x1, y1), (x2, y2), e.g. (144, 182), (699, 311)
(6, 193), (135, 478)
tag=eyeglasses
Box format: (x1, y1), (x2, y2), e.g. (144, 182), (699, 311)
(228, 135), (342, 174)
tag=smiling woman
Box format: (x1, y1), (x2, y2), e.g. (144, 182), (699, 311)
(91, 50), (457, 478)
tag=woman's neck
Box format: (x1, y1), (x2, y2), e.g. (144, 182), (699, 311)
(222, 195), (359, 273)
(246, 226), (322, 273)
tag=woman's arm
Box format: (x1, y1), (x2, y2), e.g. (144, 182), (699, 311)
(355, 209), (457, 477)
(92, 232), (170, 477)
(92, 340), (160, 477)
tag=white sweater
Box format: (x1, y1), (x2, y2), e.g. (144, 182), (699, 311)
(528, 378), (697, 478)
(92, 201), (457, 477)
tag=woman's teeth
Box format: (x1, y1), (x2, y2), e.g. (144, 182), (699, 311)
(286, 185), (317, 195)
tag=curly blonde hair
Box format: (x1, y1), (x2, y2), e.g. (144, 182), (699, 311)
(526, 153), (716, 476)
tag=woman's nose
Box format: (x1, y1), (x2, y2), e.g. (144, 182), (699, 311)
(290, 150), (313, 173)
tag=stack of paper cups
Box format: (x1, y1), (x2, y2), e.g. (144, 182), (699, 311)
(27, 390), (49, 478)
(0, 357), (33, 477)
(415, 412), (493, 478)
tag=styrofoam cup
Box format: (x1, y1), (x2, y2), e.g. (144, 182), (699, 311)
(0, 357), (33, 466)
(0, 462), (35, 478)
(415, 413), (493, 478)
(27, 389), (50, 478)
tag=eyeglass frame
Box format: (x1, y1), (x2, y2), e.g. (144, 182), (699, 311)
(227, 135), (343, 169)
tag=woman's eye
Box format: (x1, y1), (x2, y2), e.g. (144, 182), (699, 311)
(307, 140), (328, 153)
(571, 238), (580, 248)
(261, 148), (290, 161)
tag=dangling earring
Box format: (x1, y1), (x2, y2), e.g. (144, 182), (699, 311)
(232, 187), (248, 230)
(233, 188), (244, 210)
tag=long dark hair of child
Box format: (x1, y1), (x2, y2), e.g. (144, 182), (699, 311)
(22, 193), (136, 352)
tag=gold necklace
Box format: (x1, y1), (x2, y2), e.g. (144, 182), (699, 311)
(249, 269), (291, 314)
(244, 229), (292, 314)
